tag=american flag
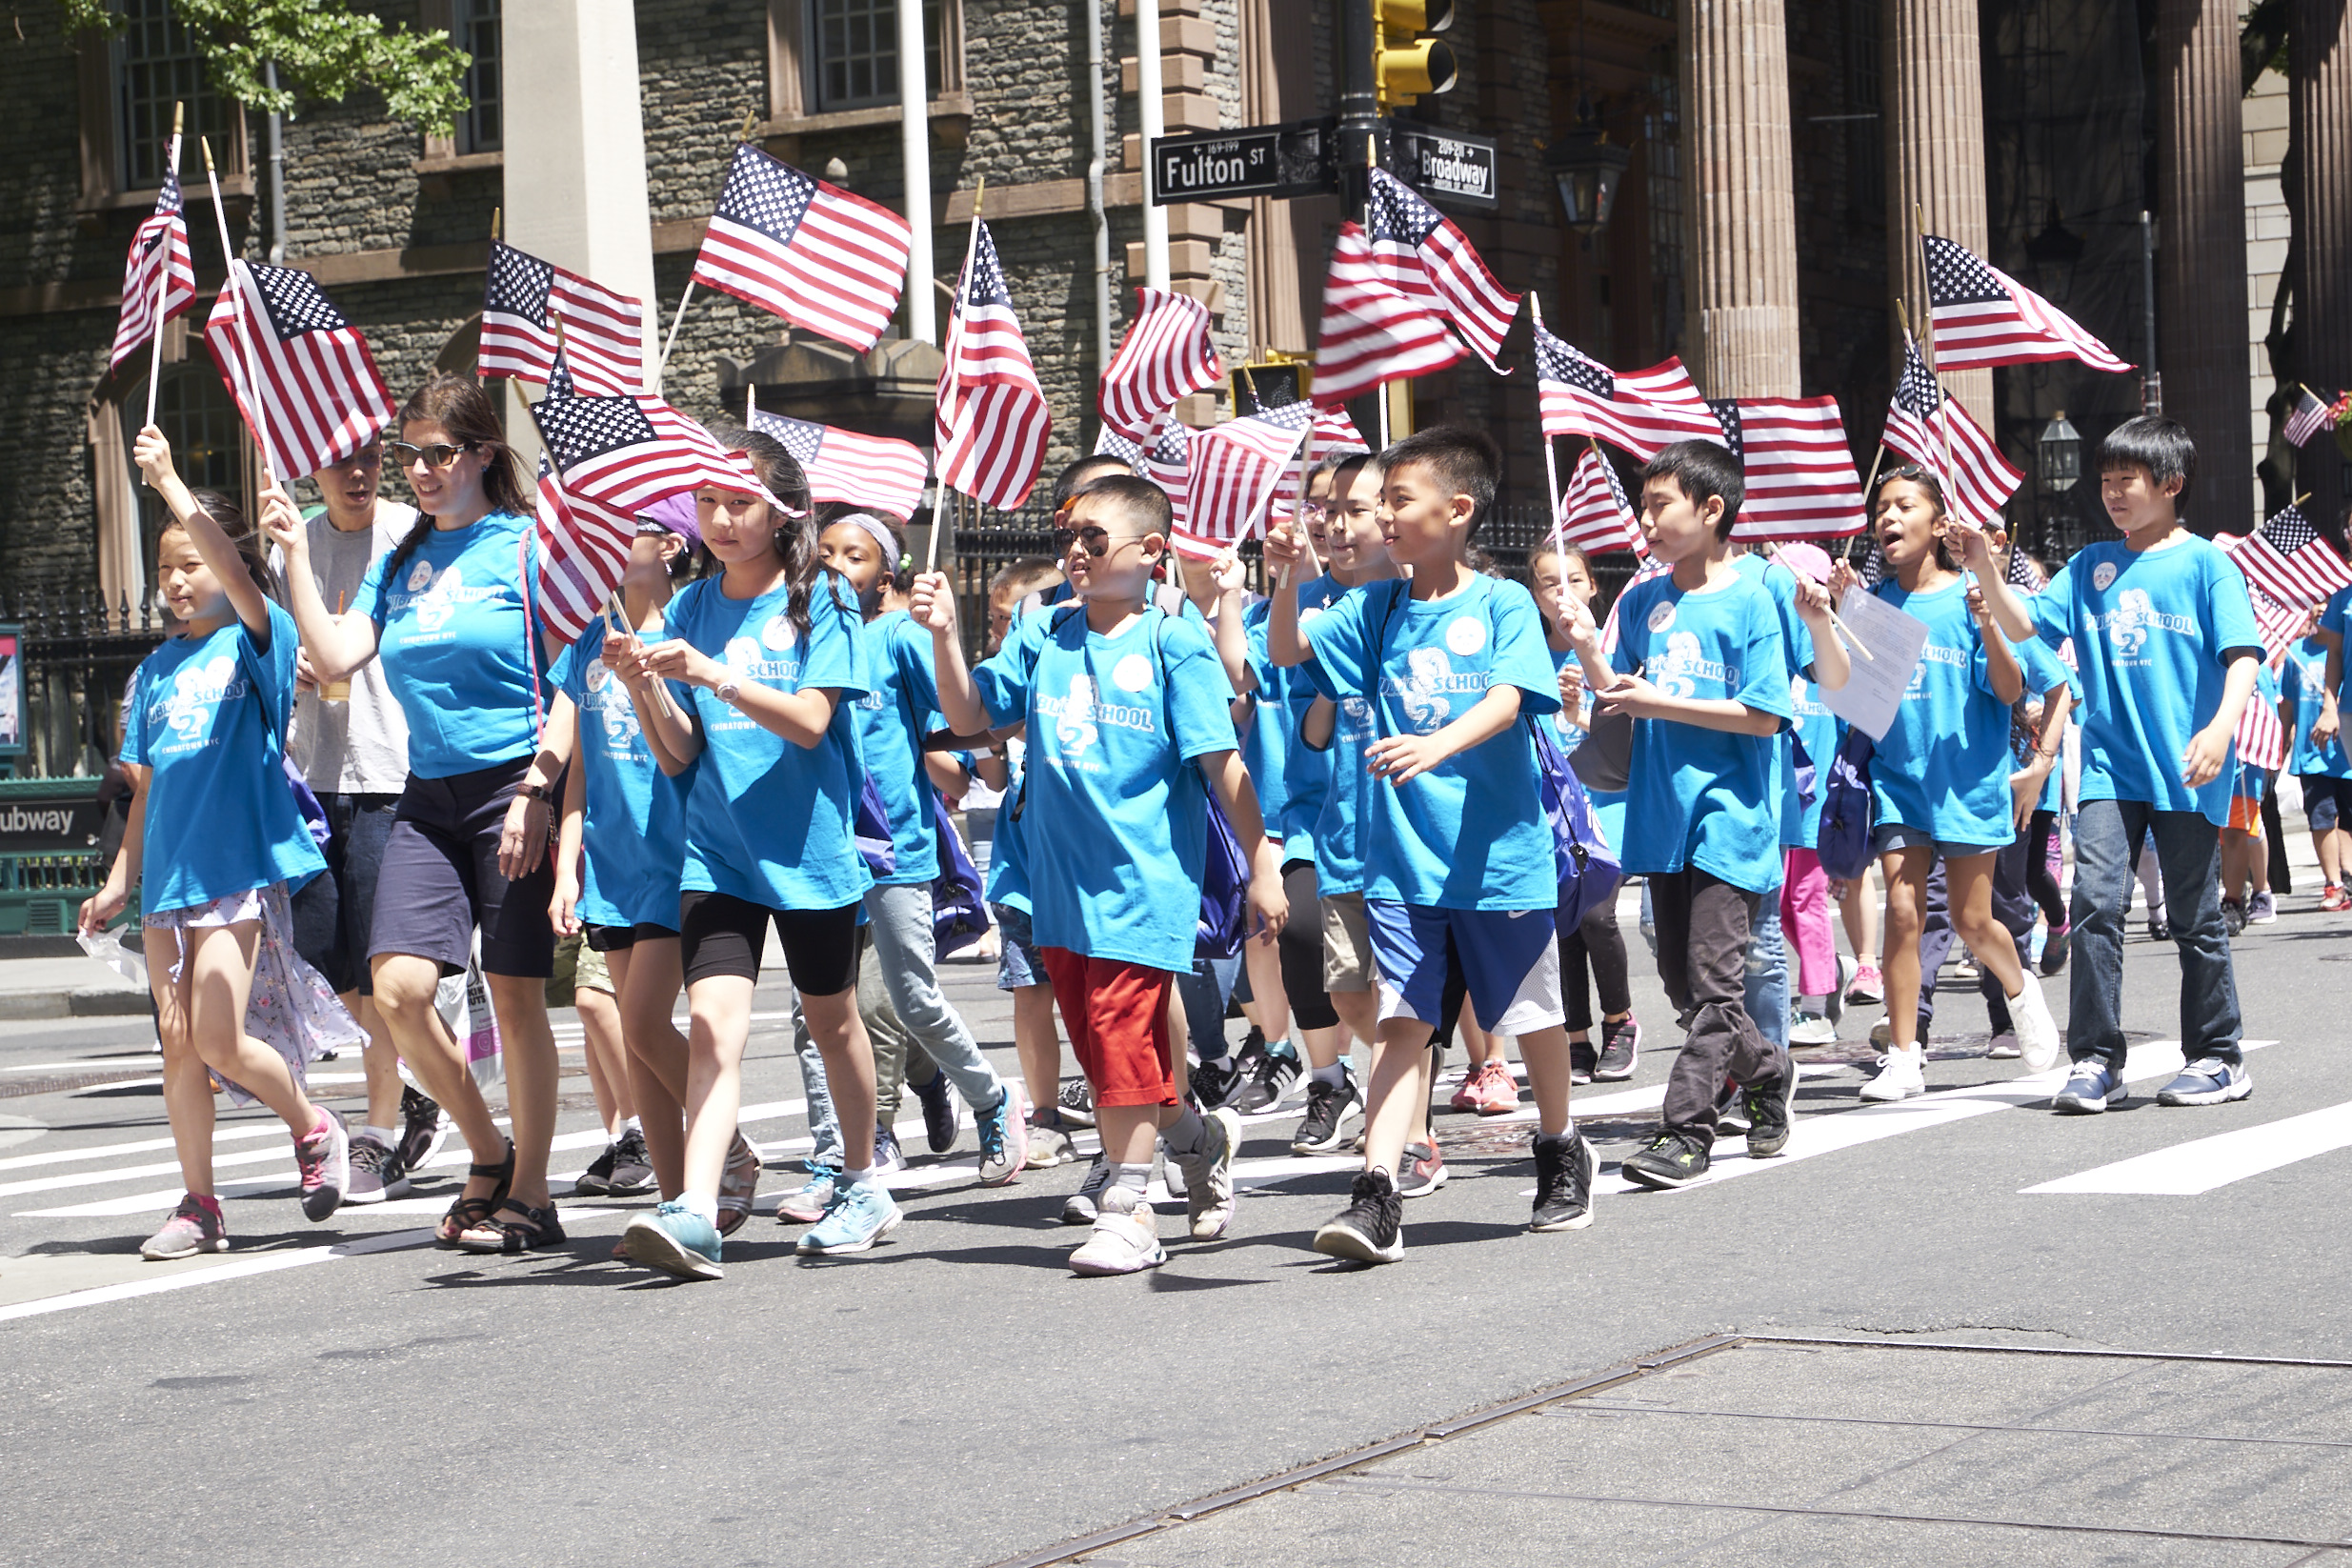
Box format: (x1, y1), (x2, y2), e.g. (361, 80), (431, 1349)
(1555, 445), (1644, 555)
(204, 264), (396, 479)
(744, 404), (929, 520)
(1880, 336), (2023, 529)
(478, 241), (646, 397)
(2223, 502), (2352, 609)
(1718, 397), (1868, 541)
(533, 453), (637, 648)
(2284, 387), (2337, 449)
(935, 220), (1052, 509)
(2237, 681), (2288, 773)
(1312, 221), (1464, 408)
(2004, 538), (2047, 592)
(110, 159), (195, 372)
(531, 389), (766, 517)
(1098, 287), (1222, 440)
(1139, 411), (1193, 531)
(1270, 403), (1372, 518)
(1922, 233), (2131, 374)
(1365, 168), (1520, 372)
(2243, 581), (2307, 661)
(1183, 401), (1314, 553)
(1534, 327), (1725, 460)
(691, 144), (914, 352)
(1093, 423), (1144, 466)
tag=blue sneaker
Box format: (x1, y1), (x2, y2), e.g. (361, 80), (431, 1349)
(2052, 1059), (2125, 1115)
(622, 1202), (724, 1281)
(2156, 1056), (2253, 1107)
(796, 1178), (903, 1256)
(975, 1081), (1029, 1187)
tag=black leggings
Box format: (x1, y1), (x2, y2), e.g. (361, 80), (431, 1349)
(2025, 809), (2066, 927)
(1275, 861), (1340, 1032)
(1559, 899), (1632, 1034)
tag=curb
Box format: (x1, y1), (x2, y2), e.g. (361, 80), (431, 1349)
(0, 989), (151, 1022)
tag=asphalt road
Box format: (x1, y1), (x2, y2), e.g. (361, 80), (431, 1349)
(3, 882), (2349, 1567)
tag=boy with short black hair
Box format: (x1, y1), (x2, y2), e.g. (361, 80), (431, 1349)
(1269, 426), (1597, 1261)
(1558, 439), (1841, 1187)
(912, 474), (1288, 1276)
(1973, 414), (2262, 1112)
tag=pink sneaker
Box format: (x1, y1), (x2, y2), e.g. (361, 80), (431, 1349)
(293, 1108), (350, 1222)
(1845, 964), (1884, 1004)
(1448, 1068), (1483, 1113)
(1472, 1059), (1522, 1116)
(141, 1193), (228, 1260)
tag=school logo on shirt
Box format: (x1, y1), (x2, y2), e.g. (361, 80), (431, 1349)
(586, 659), (613, 694)
(407, 559), (434, 593)
(1112, 653), (1155, 694)
(1444, 614), (1487, 657)
(2092, 561), (2119, 592)
(2089, 587), (2194, 662)
(150, 654), (248, 754)
(1651, 630), (1736, 700)
(413, 565), (461, 633)
(1646, 600), (1678, 635)
(584, 658), (642, 748)
(1337, 695), (1375, 745)
(1037, 671), (1156, 768)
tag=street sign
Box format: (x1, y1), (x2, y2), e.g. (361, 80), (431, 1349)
(1151, 119), (1339, 206)
(1389, 125), (1498, 210)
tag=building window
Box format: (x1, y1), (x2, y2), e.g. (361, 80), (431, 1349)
(135, 367), (251, 564)
(112, 0), (233, 191)
(454, 0), (502, 154)
(808, 0), (946, 112)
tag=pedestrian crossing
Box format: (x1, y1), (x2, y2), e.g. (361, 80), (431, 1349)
(2022, 1094), (2352, 1196)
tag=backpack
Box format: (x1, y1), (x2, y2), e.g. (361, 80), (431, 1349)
(1816, 726), (1877, 881)
(929, 789), (991, 956)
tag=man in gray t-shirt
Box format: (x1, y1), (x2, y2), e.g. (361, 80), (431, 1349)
(277, 437), (445, 1203)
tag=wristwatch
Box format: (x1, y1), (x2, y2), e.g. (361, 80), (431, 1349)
(714, 677), (742, 706)
(517, 780), (552, 803)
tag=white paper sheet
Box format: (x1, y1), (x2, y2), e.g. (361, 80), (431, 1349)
(1819, 587), (1929, 741)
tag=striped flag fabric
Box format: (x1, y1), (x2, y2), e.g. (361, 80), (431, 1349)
(1365, 168), (1520, 372)
(690, 144), (914, 352)
(2241, 581), (2307, 661)
(530, 389), (766, 516)
(1534, 327), (1725, 460)
(1141, 411), (1192, 529)
(1880, 336), (2023, 528)
(1717, 397), (1868, 541)
(935, 220), (1052, 510)
(2284, 387), (2337, 449)
(1555, 445), (1644, 555)
(204, 264), (396, 479)
(110, 159), (195, 371)
(2004, 537), (2047, 592)
(533, 453), (638, 648)
(1311, 222), (1464, 408)
(744, 404), (929, 520)
(478, 241), (646, 397)
(2223, 503), (2352, 609)
(1182, 401), (1315, 553)
(1272, 402), (1373, 517)
(2237, 674), (2289, 772)
(1923, 233), (2131, 374)
(1098, 287), (1222, 440)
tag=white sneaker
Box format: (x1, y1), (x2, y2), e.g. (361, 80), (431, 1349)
(1069, 1190), (1165, 1276)
(1789, 1012), (1839, 1046)
(1176, 1107), (1241, 1241)
(2010, 974), (2062, 1072)
(1859, 1046), (1926, 1102)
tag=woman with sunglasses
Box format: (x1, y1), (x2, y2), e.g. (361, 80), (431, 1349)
(266, 372), (573, 1255)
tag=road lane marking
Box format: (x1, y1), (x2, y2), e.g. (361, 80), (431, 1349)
(2022, 1096), (2352, 1196)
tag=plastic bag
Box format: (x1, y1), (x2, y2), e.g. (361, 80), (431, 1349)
(76, 927), (148, 989)
(432, 959), (504, 1090)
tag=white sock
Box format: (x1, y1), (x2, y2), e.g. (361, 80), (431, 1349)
(361, 1125), (395, 1147)
(618, 1116), (642, 1136)
(1311, 1062), (1348, 1088)
(842, 1165), (875, 1187)
(680, 1191), (719, 1223)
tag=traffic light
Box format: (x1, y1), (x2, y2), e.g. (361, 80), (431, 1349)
(1375, 0), (1457, 108)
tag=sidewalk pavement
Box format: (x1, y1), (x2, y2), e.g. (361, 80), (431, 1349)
(0, 952), (148, 1021)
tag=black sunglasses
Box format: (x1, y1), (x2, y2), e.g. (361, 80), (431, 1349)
(387, 439), (474, 471)
(1052, 524), (1116, 559)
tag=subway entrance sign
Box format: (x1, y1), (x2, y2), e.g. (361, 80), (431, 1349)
(1150, 119), (1340, 205)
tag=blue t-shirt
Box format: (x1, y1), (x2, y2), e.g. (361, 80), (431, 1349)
(1278, 573), (1355, 868)
(974, 605), (1238, 972)
(1608, 571), (1792, 894)
(1238, 601), (1287, 846)
(852, 611), (945, 888)
(1789, 673), (1837, 848)
(121, 600), (325, 914)
(1732, 553), (1818, 848)
(2028, 535), (2262, 826)
(1550, 644), (1629, 858)
(1869, 577), (2015, 849)
(357, 510), (545, 781)
(1302, 574), (1562, 910)
(2009, 633), (2078, 814)
(985, 740), (1035, 915)
(662, 573), (874, 912)
(2282, 636), (2352, 779)
(552, 623), (686, 930)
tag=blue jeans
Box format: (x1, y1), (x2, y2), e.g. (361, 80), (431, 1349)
(1174, 954), (1241, 1062)
(1743, 890), (1790, 1052)
(2068, 799), (2241, 1069)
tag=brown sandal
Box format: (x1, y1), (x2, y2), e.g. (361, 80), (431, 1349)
(454, 1198), (566, 1256)
(434, 1139), (514, 1246)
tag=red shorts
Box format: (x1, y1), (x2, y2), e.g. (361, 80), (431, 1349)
(1038, 948), (1178, 1109)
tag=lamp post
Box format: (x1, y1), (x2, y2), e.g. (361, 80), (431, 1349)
(2039, 410), (2082, 551)
(1545, 117), (1631, 238)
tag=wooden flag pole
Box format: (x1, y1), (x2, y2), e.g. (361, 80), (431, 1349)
(926, 178), (987, 573)
(1527, 294), (1567, 559)
(142, 102), (186, 432)
(201, 134), (282, 482)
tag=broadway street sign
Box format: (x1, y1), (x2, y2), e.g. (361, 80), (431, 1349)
(1388, 125), (1498, 210)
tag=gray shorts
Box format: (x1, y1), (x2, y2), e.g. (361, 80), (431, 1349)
(1872, 821), (2004, 858)
(1320, 889), (1374, 993)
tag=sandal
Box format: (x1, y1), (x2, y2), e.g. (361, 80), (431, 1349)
(454, 1198), (566, 1256)
(434, 1139), (515, 1246)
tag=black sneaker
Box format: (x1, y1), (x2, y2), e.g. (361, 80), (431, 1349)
(1569, 1039), (1598, 1085)
(1291, 1069), (1363, 1154)
(397, 1087), (448, 1176)
(1312, 1169), (1403, 1263)
(1230, 1026), (1269, 1085)
(342, 1133), (411, 1205)
(573, 1138), (620, 1196)
(1062, 1151), (1111, 1225)
(1620, 1129), (1711, 1190)
(1714, 1077), (1751, 1137)
(1594, 1015), (1641, 1081)
(1530, 1132), (1597, 1231)
(605, 1125), (656, 1193)
(1236, 1047), (1302, 1114)
(1192, 1054), (1245, 1111)
(1055, 1077), (1097, 1128)
(911, 1070), (961, 1155)
(1742, 1059), (1798, 1159)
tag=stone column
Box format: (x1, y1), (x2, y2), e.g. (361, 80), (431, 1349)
(2293, 0), (2352, 537)
(2156, 0), (2253, 530)
(1679, 0), (1802, 398)
(1885, 0), (1992, 425)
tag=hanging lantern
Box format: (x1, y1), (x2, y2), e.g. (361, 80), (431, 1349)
(1545, 124), (1630, 238)
(2038, 411), (2081, 493)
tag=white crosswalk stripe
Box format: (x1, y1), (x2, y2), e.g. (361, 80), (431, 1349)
(2022, 1094), (2351, 1196)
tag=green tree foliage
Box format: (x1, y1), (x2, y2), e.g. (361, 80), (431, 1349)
(58, 0), (470, 134)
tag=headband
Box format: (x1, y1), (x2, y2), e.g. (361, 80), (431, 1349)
(836, 512), (903, 573)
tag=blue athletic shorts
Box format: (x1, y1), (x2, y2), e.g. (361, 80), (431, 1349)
(993, 902), (1045, 991)
(1364, 899), (1564, 1035)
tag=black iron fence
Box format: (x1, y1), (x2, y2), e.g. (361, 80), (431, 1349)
(3, 588), (168, 780)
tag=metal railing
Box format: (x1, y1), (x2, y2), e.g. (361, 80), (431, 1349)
(3, 588), (167, 780)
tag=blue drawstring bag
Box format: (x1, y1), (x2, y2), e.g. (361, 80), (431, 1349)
(1816, 726), (1877, 881)
(1530, 714), (1622, 929)
(854, 772), (898, 879)
(1194, 789), (1252, 958)
(930, 791), (991, 957)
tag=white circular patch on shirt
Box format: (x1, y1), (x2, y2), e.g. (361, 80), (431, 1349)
(759, 613), (798, 652)
(1299, 606), (1324, 625)
(1647, 600), (1678, 634)
(1444, 614), (1487, 656)
(724, 636), (761, 673)
(1112, 653), (1155, 694)
(2092, 561), (2119, 591)
(585, 659), (612, 694)
(407, 559), (434, 592)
